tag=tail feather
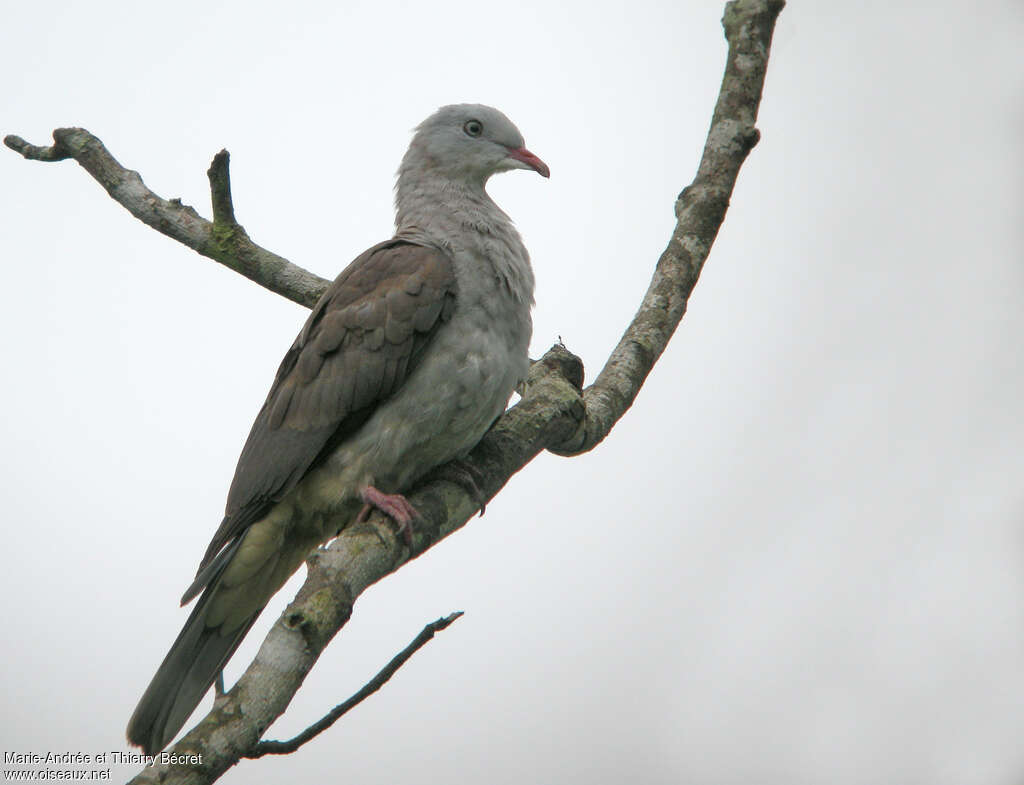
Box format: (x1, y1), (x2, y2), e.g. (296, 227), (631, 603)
(128, 517), (324, 754)
(127, 588), (258, 755)
(127, 540), (259, 755)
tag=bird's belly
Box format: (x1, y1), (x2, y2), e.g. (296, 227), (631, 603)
(351, 314), (526, 486)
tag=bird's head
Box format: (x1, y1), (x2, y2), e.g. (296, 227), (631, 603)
(401, 104), (549, 186)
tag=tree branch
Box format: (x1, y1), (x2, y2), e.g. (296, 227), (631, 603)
(549, 0), (785, 456)
(3, 130), (328, 308)
(245, 611), (464, 759)
(7, 1), (784, 781)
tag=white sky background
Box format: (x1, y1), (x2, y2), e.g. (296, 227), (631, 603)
(2, 1), (1022, 783)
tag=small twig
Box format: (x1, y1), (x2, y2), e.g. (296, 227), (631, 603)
(4, 134), (71, 161)
(244, 611), (465, 758)
(207, 150), (237, 226)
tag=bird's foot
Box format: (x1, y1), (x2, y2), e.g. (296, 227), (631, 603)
(421, 459), (489, 516)
(358, 486), (419, 548)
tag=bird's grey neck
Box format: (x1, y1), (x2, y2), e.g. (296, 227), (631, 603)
(394, 166), (497, 235)
(393, 168), (535, 306)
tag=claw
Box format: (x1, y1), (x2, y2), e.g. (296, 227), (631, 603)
(422, 459), (488, 516)
(359, 486), (419, 548)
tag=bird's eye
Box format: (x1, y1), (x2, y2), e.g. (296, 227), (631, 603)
(463, 120), (483, 137)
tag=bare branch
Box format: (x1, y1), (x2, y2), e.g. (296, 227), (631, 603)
(549, 0), (786, 456)
(4, 128), (329, 308)
(245, 612), (464, 759)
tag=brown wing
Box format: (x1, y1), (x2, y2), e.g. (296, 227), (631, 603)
(196, 239), (456, 575)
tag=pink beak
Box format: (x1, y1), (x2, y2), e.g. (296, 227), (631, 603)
(506, 146), (550, 178)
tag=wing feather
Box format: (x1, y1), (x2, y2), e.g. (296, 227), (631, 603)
(194, 239), (456, 577)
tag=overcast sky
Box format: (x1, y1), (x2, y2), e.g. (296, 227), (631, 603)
(2, 1), (1023, 783)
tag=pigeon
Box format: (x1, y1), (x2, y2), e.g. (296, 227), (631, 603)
(126, 104), (548, 754)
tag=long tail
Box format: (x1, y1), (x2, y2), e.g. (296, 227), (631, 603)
(128, 503), (339, 753)
(126, 541), (259, 755)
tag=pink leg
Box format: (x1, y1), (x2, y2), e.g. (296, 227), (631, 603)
(359, 486), (419, 547)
